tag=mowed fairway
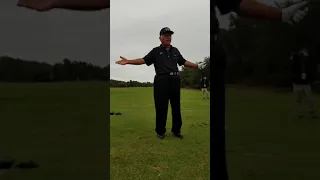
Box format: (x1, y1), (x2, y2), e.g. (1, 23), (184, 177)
(110, 88), (210, 180)
(0, 82), (109, 180)
(226, 87), (320, 180)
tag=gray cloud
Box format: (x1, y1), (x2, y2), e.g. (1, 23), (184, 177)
(0, 0), (109, 67)
(110, 0), (210, 82)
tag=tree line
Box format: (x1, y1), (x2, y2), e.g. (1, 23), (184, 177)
(110, 79), (153, 87)
(0, 55), (209, 89)
(0, 56), (109, 82)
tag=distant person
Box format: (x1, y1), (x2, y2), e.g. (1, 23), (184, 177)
(115, 27), (199, 140)
(200, 76), (209, 99)
(17, 0), (109, 11)
(290, 48), (317, 119)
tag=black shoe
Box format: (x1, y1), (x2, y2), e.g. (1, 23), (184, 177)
(157, 134), (165, 139)
(0, 159), (14, 169)
(172, 133), (184, 139)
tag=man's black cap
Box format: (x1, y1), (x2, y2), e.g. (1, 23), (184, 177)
(160, 27), (174, 36)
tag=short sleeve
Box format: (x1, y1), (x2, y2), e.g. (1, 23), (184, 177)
(216, 0), (243, 15)
(143, 48), (156, 66)
(176, 49), (186, 66)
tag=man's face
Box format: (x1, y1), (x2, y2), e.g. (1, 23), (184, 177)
(160, 33), (172, 45)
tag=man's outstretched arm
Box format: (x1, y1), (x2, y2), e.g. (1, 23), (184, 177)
(115, 57), (146, 65)
(17, 0), (110, 11)
(53, 0), (109, 10)
(184, 61), (199, 69)
(124, 58), (145, 65)
(238, 0), (282, 20)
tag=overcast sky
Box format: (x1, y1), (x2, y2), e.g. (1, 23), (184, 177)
(111, 0), (230, 82)
(0, 0), (277, 82)
(0, 0), (109, 67)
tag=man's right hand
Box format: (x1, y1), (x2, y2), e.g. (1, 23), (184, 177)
(115, 56), (129, 65)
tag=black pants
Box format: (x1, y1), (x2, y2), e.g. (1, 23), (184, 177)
(153, 74), (182, 135)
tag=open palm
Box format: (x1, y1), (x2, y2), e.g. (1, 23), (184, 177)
(115, 56), (128, 65)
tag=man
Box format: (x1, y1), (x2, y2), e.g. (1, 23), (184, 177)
(290, 48), (317, 118)
(200, 76), (209, 99)
(211, 0), (308, 179)
(115, 27), (199, 140)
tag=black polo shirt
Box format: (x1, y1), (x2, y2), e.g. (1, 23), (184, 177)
(201, 78), (209, 88)
(143, 45), (186, 75)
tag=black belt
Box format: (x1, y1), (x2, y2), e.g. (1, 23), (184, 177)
(157, 72), (180, 76)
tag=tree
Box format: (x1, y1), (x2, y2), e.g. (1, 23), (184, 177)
(0, 56), (109, 82)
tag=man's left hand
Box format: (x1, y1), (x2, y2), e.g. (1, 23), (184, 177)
(196, 62), (203, 69)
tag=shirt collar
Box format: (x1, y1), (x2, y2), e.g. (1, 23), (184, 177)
(160, 44), (173, 50)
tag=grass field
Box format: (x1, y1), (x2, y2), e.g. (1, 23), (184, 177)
(226, 87), (320, 180)
(110, 87), (210, 180)
(2, 83), (320, 180)
(0, 82), (109, 180)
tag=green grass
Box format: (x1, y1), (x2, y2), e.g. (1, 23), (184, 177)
(110, 87), (210, 180)
(3, 83), (317, 180)
(0, 82), (109, 180)
(226, 87), (320, 180)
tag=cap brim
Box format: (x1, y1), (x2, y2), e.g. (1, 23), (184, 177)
(161, 31), (174, 35)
